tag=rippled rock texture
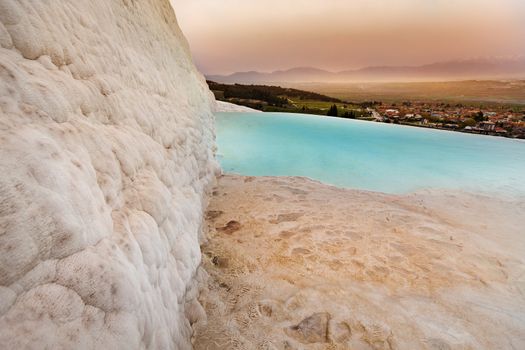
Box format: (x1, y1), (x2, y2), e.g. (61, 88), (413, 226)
(0, 1), (216, 348)
(196, 175), (525, 349)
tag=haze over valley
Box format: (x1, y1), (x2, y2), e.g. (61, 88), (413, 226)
(174, 0), (525, 78)
(207, 57), (525, 84)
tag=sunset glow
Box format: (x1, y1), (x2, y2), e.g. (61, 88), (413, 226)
(172, 0), (525, 75)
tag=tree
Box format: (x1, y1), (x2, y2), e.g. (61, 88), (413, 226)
(327, 104), (339, 117)
(343, 111), (356, 119)
(473, 111), (487, 122)
(460, 118), (476, 128)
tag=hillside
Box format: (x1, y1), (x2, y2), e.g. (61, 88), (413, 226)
(208, 81), (371, 117)
(209, 81), (341, 105)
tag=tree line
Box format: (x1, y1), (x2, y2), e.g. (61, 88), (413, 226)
(207, 81), (342, 107)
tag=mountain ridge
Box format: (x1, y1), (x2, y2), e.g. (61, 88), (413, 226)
(207, 57), (525, 83)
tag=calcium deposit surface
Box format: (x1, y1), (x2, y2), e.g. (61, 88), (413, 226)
(0, 1), (216, 348)
(195, 175), (525, 349)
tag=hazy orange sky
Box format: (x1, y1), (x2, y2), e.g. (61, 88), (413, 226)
(172, 0), (525, 75)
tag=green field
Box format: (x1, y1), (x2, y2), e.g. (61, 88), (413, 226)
(287, 99), (360, 111)
(287, 80), (525, 109)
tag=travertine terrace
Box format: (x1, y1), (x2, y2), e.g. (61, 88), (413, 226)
(0, 1), (216, 348)
(195, 175), (525, 349)
(215, 101), (261, 113)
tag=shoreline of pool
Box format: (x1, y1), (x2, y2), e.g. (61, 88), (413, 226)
(218, 169), (525, 204)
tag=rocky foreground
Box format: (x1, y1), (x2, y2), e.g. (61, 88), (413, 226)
(194, 175), (525, 349)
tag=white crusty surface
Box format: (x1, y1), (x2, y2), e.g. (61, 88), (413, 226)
(196, 175), (525, 349)
(0, 1), (217, 349)
(214, 101), (262, 113)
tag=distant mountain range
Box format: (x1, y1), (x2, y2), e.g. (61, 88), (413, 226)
(207, 57), (525, 84)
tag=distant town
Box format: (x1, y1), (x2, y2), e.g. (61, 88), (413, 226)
(366, 102), (525, 138)
(209, 81), (525, 139)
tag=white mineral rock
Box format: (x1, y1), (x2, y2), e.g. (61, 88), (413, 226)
(197, 175), (525, 350)
(0, 1), (217, 349)
(214, 100), (262, 113)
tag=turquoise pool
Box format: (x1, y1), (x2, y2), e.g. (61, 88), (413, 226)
(216, 112), (525, 195)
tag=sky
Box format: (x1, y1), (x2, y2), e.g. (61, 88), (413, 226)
(171, 0), (525, 75)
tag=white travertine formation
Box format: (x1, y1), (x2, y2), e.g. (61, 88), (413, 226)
(197, 175), (525, 350)
(214, 101), (262, 113)
(0, 1), (217, 349)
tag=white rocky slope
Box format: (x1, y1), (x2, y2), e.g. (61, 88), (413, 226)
(214, 101), (261, 113)
(0, 1), (217, 349)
